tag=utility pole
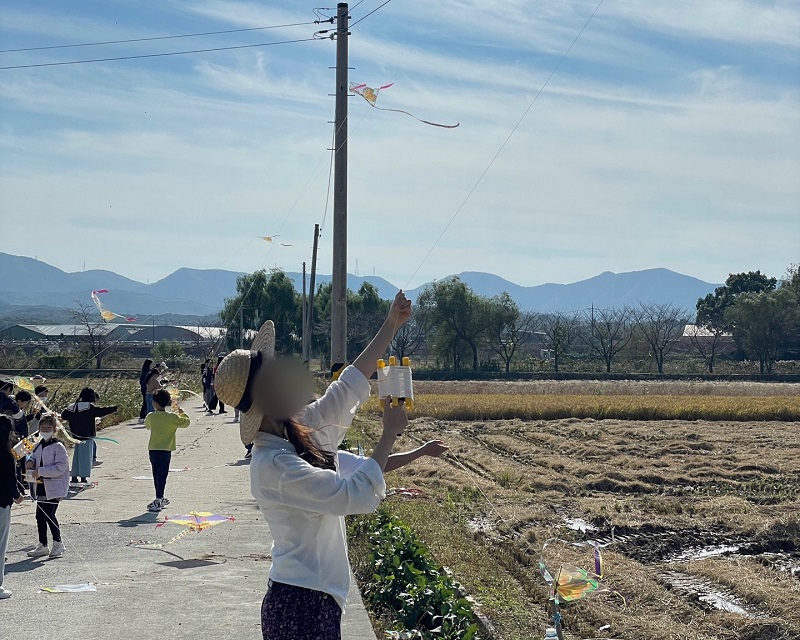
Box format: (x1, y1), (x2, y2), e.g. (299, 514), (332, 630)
(302, 261), (308, 362)
(305, 224), (320, 366)
(330, 1), (349, 380)
(238, 305), (244, 349)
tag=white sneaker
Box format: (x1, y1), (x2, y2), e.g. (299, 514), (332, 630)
(27, 543), (49, 558)
(49, 541), (65, 558)
(160, 497), (170, 506)
(146, 499), (163, 512)
(137, 418), (145, 425)
(0, 587), (11, 599)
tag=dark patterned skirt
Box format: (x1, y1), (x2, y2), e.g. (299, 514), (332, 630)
(261, 580), (342, 640)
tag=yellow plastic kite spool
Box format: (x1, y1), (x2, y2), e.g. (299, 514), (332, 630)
(376, 357), (414, 412)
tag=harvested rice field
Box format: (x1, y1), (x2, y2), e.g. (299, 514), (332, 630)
(352, 399), (800, 639)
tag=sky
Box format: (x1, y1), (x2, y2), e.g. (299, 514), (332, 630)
(0, 0), (798, 289)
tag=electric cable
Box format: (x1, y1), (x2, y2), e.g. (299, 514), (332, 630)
(0, 21), (318, 54)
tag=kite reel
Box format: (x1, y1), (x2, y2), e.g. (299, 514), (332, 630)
(377, 356), (414, 410)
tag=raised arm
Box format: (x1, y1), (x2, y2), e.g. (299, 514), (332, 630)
(352, 290), (412, 380)
(384, 440), (449, 472)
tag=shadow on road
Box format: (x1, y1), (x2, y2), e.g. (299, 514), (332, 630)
(116, 512), (161, 528)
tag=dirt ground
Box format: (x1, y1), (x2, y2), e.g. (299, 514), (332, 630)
(371, 416), (800, 640)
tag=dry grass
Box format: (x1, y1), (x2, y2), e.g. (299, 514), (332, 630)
(349, 413), (800, 640)
(364, 393), (800, 422)
(407, 379), (800, 397)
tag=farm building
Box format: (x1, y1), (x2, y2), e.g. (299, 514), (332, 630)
(0, 324), (226, 345)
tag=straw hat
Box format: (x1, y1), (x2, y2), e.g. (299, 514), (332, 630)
(214, 320), (276, 445)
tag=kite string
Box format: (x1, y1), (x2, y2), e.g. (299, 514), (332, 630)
(402, 0), (606, 290)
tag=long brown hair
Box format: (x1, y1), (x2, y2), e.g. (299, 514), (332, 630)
(282, 419), (336, 471)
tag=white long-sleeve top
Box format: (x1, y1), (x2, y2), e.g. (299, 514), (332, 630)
(250, 365), (385, 611)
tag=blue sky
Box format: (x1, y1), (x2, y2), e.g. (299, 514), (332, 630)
(0, 0), (798, 288)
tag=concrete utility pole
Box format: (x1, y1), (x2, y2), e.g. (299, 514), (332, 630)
(330, 1), (349, 380)
(238, 305), (244, 350)
(305, 224), (320, 366)
(302, 261), (308, 361)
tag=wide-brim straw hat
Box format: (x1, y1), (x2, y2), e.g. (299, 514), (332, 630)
(214, 320), (275, 445)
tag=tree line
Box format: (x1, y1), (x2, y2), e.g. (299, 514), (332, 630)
(218, 264), (800, 375)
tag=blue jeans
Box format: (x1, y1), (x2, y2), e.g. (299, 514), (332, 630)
(145, 393), (155, 414)
(0, 505), (11, 589)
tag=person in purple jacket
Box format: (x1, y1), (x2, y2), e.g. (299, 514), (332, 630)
(25, 415), (69, 559)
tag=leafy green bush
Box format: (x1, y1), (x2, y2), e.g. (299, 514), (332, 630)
(349, 508), (480, 640)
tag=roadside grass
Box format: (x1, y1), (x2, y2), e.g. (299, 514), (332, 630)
(364, 393), (800, 422)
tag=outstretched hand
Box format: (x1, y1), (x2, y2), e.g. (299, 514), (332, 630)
(420, 440), (449, 457)
(388, 290), (412, 330)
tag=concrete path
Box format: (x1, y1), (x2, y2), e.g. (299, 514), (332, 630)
(3, 402), (376, 640)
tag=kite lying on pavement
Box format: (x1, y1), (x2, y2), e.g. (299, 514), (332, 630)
(91, 289), (137, 323)
(350, 82), (459, 129)
(129, 511), (234, 549)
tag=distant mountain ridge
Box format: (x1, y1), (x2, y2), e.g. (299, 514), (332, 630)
(0, 252), (719, 320)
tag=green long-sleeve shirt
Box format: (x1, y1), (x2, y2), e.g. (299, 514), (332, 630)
(145, 410), (190, 451)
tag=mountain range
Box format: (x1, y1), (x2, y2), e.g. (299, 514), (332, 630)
(0, 252), (719, 322)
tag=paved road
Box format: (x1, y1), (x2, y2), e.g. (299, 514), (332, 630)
(3, 402), (376, 640)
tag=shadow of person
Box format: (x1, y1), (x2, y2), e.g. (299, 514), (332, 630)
(116, 512), (161, 528)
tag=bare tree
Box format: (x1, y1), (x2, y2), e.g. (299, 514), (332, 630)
(633, 303), (687, 374)
(391, 319), (426, 361)
(190, 321), (227, 361)
(67, 300), (112, 369)
(487, 293), (540, 372)
(541, 312), (580, 373)
(583, 307), (633, 373)
(685, 323), (727, 374)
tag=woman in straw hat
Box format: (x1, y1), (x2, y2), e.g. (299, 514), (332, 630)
(216, 291), (422, 640)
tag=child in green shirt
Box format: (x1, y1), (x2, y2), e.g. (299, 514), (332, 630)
(145, 389), (190, 512)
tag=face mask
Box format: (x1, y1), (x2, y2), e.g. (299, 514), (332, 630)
(40, 431), (54, 441)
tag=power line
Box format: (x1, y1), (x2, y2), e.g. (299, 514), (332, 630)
(0, 37), (320, 70)
(403, 0), (606, 289)
(0, 21), (318, 54)
(350, 0), (394, 28)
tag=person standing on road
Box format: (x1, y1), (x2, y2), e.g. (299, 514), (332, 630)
(202, 360), (215, 414)
(138, 359), (153, 424)
(61, 389), (117, 486)
(145, 388), (190, 512)
(214, 291), (416, 640)
(0, 416), (24, 599)
(25, 415), (69, 559)
(213, 355), (227, 415)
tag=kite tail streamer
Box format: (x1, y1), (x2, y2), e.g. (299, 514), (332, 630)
(371, 105), (459, 128)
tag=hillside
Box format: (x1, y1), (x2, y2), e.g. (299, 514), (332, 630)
(0, 252), (718, 321)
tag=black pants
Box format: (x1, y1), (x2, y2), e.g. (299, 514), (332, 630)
(149, 450), (171, 499)
(35, 494), (61, 545)
(139, 392), (148, 420)
(261, 581), (341, 640)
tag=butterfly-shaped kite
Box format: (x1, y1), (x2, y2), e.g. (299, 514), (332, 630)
(350, 82), (459, 129)
(91, 289), (137, 323)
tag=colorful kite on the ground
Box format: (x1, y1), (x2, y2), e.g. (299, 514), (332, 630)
(129, 511), (233, 549)
(539, 539), (626, 606)
(91, 290), (137, 323)
(259, 236), (293, 247)
(350, 82), (459, 129)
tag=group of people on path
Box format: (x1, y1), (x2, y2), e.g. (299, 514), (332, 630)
(3, 290), (448, 639)
(0, 380), (119, 599)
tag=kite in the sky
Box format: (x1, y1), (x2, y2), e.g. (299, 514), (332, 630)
(350, 82), (459, 129)
(259, 236), (293, 247)
(91, 290), (137, 323)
